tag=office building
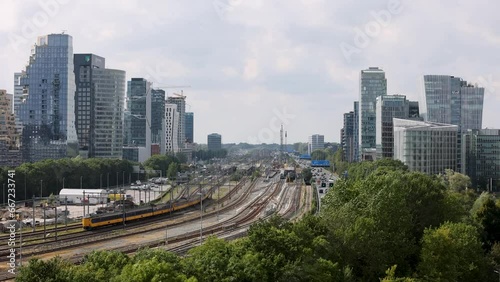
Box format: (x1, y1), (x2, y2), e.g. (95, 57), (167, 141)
(167, 94), (186, 149)
(359, 67), (387, 160)
(353, 101), (359, 161)
(375, 95), (420, 159)
(207, 133), (222, 151)
(16, 33), (79, 162)
(151, 89), (166, 146)
(13, 72), (24, 135)
(0, 90), (17, 147)
(462, 129), (500, 191)
(421, 75), (485, 171)
(342, 111), (355, 162)
(123, 79), (166, 161)
(74, 54), (126, 159)
(124, 78), (151, 148)
(308, 134), (324, 155)
(164, 103), (180, 153)
(421, 75), (484, 130)
(185, 112), (194, 143)
(393, 119), (458, 175)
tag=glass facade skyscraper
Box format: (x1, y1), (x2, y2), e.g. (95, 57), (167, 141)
(359, 67), (387, 160)
(151, 89), (165, 145)
(375, 95), (420, 159)
(74, 54), (126, 159)
(342, 111), (355, 162)
(185, 112), (194, 143)
(125, 78), (152, 148)
(421, 75), (484, 131)
(462, 129), (500, 190)
(17, 34), (78, 162)
(422, 75), (484, 172)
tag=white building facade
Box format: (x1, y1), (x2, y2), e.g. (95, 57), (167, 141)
(163, 103), (179, 154)
(393, 118), (458, 175)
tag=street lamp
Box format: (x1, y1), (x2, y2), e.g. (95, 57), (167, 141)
(80, 176), (83, 189)
(40, 180), (43, 199)
(197, 192), (204, 245)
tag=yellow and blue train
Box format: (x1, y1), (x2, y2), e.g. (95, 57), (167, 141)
(82, 195), (207, 230)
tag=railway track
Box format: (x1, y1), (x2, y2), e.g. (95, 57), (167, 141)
(0, 177), (292, 281)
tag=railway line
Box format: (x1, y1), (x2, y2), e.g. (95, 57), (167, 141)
(0, 176), (307, 281)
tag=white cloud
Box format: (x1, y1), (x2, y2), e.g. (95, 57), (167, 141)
(1, 0), (500, 143)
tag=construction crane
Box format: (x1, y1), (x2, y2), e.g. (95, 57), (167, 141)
(154, 85), (191, 92)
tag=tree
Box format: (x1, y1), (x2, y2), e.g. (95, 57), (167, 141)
(475, 197), (500, 250)
(311, 149), (327, 160)
(302, 167), (312, 184)
(320, 169), (455, 280)
(167, 162), (179, 179)
(175, 152), (188, 164)
(17, 257), (73, 282)
(182, 236), (238, 282)
(76, 251), (130, 281)
(441, 169), (472, 192)
(418, 222), (491, 281)
(143, 155), (179, 177)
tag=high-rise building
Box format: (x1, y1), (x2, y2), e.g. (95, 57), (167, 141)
(421, 75), (485, 171)
(185, 112), (194, 143)
(167, 95), (186, 149)
(353, 101), (359, 161)
(17, 33), (79, 162)
(375, 95), (420, 159)
(393, 118), (458, 175)
(207, 133), (222, 151)
(74, 54), (126, 159)
(0, 90), (19, 149)
(308, 134), (324, 155)
(461, 129), (500, 191)
(124, 78), (152, 148)
(74, 54), (105, 155)
(164, 103), (179, 153)
(359, 67), (387, 160)
(151, 89), (165, 145)
(0, 89), (21, 166)
(421, 75), (484, 130)
(342, 111), (355, 162)
(13, 72), (24, 135)
(74, 54), (117, 158)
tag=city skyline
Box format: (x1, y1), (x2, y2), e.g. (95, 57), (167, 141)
(1, 0), (500, 144)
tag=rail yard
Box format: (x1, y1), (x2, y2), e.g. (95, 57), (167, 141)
(0, 160), (313, 281)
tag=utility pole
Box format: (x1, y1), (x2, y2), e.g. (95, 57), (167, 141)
(32, 195), (35, 233)
(65, 196), (68, 231)
(83, 191), (86, 217)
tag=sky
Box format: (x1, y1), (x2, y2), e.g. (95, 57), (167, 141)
(1, 0), (500, 144)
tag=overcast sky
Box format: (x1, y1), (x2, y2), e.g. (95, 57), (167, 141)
(1, 0), (499, 144)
